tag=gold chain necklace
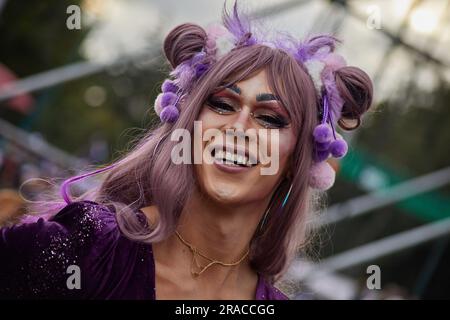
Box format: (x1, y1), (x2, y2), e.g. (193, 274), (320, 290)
(175, 230), (250, 277)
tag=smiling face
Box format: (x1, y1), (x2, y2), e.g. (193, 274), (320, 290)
(194, 69), (297, 205)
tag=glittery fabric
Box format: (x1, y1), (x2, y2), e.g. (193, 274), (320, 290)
(0, 201), (288, 300)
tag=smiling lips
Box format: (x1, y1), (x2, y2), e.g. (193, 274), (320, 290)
(210, 144), (259, 172)
(213, 149), (255, 167)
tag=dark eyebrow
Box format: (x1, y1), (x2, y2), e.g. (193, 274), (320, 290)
(256, 93), (279, 102)
(224, 84), (278, 100)
(226, 84), (241, 95)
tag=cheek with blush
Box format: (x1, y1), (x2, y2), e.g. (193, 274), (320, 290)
(194, 108), (296, 205)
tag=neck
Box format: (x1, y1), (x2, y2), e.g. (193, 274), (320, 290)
(143, 188), (271, 297)
(177, 189), (269, 265)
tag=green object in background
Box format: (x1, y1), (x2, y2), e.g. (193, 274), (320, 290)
(339, 148), (450, 222)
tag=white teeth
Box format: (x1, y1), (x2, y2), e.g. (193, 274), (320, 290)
(236, 154), (246, 164)
(215, 150), (224, 160)
(214, 149), (251, 167)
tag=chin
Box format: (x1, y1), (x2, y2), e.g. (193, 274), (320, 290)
(216, 185), (252, 204)
(195, 163), (254, 205)
(194, 152), (282, 206)
(202, 172), (246, 204)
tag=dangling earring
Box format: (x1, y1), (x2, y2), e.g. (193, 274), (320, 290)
(281, 183), (293, 208)
(258, 182), (293, 233)
(258, 205), (271, 233)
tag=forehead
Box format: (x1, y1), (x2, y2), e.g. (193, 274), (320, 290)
(234, 69), (272, 93)
(220, 69), (275, 98)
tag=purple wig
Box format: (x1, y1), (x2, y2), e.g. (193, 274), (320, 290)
(27, 0), (373, 284)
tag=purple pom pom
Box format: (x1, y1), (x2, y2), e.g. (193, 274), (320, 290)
(313, 149), (330, 162)
(191, 52), (206, 64)
(161, 92), (177, 108)
(161, 79), (178, 93)
(315, 140), (331, 151)
(194, 63), (209, 78)
(160, 105), (179, 123)
(329, 139), (348, 158)
(313, 124), (332, 143)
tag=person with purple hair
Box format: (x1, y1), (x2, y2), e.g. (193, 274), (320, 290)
(0, 2), (373, 300)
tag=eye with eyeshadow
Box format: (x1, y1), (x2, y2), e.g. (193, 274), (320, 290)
(253, 112), (290, 129)
(206, 96), (238, 114)
(205, 92), (290, 129)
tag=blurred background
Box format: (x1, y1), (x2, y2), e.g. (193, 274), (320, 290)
(0, 0), (449, 299)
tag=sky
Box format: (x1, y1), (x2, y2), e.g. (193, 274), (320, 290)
(79, 0), (450, 102)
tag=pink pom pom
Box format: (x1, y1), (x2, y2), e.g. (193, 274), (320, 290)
(205, 38), (216, 50)
(160, 105), (179, 123)
(313, 124), (333, 143)
(154, 93), (164, 116)
(309, 161), (336, 191)
(205, 24), (229, 39)
(322, 53), (347, 72)
(330, 139), (348, 158)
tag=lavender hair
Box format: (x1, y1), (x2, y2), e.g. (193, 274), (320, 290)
(26, 3), (373, 285)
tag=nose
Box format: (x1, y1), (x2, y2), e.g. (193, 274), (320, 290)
(225, 106), (253, 147)
(229, 106), (252, 134)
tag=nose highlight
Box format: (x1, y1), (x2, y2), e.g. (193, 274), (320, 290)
(230, 107), (251, 132)
(226, 107), (253, 146)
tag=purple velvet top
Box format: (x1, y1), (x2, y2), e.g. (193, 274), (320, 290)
(0, 200), (288, 300)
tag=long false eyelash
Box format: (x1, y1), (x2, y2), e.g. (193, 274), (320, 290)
(206, 97), (236, 112)
(206, 96), (290, 128)
(256, 114), (289, 128)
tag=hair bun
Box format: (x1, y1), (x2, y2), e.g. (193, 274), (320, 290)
(163, 23), (207, 69)
(334, 66), (373, 130)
